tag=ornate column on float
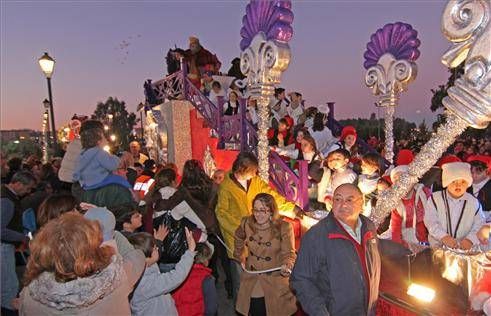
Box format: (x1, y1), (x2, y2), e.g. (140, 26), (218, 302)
(363, 22), (421, 164)
(238, 0), (294, 180)
(373, 0), (491, 227)
(158, 100), (192, 171)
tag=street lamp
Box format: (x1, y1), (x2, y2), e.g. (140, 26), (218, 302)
(138, 102), (145, 143)
(42, 99), (52, 147)
(38, 52), (58, 153)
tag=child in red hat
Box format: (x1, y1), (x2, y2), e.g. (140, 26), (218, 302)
(326, 126), (359, 165)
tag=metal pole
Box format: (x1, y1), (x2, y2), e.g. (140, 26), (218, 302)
(46, 77), (58, 153)
(140, 110), (144, 143)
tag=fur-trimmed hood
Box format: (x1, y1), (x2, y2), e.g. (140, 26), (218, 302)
(27, 255), (124, 311)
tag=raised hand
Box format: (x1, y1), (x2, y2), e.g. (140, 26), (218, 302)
(185, 227), (196, 252)
(153, 225), (169, 241)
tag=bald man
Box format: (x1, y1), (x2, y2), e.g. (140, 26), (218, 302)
(291, 183), (381, 315)
(129, 141), (149, 165)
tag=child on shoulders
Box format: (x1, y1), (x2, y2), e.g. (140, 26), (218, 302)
(73, 120), (129, 190)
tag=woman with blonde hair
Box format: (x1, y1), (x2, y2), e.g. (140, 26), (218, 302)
(234, 193), (297, 316)
(19, 212), (145, 315)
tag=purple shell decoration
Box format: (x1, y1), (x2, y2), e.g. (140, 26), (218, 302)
(363, 22), (421, 69)
(240, 0), (294, 51)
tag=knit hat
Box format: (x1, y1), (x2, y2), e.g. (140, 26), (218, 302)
(84, 207), (116, 242)
(441, 162), (473, 188)
(437, 154), (461, 167)
(340, 126), (357, 141)
(396, 149), (414, 166)
(390, 165), (409, 183)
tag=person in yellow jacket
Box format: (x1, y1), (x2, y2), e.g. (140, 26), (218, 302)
(215, 151), (301, 302)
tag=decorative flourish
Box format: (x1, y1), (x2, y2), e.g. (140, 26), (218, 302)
(441, 0), (491, 128)
(239, 0), (294, 180)
(269, 151), (309, 210)
(373, 0), (491, 227)
(239, 0), (294, 51)
(363, 22), (420, 164)
(363, 22), (420, 69)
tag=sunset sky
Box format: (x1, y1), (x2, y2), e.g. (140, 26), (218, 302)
(1, 0), (452, 130)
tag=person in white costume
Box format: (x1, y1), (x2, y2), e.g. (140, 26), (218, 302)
(424, 162), (485, 250)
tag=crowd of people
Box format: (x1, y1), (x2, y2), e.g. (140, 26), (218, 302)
(2, 39), (491, 314)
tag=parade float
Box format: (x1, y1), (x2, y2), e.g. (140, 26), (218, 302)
(141, 0), (490, 314)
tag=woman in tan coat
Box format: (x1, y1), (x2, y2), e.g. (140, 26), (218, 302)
(234, 193), (297, 316)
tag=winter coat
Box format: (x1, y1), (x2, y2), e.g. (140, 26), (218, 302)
(215, 173), (296, 258)
(468, 179), (491, 213)
(424, 190), (485, 246)
(234, 216), (297, 316)
(130, 250), (195, 316)
(390, 184), (431, 246)
(73, 147), (120, 188)
(1, 185), (25, 245)
(20, 251), (145, 316)
(149, 185), (220, 235)
(58, 139), (82, 183)
(172, 263), (216, 316)
(290, 212), (381, 316)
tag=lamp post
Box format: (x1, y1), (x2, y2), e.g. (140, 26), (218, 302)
(38, 52), (58, 153)
(42, 99), (51, 147)
(138, 102), (145, 143)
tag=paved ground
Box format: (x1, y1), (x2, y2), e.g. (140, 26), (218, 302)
(215, 262), (236, 315)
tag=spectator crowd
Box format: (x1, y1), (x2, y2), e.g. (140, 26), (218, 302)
(1, 36), (490, 315)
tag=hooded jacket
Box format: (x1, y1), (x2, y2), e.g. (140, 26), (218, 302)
(130, 250), (195, 316)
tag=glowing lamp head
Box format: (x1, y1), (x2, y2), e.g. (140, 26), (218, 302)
(407, 283), (435, 303)
(103, 145), (111, 152)
(104, 125), (109, 131)
(38, 52), (55, 78)
(110, 134), (116, 142)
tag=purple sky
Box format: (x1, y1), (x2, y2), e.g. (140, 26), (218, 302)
(1, 0), (451, 130)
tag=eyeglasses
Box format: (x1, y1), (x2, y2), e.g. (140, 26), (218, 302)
(253, 208), (270, 215)
(333, 196), (362, 204)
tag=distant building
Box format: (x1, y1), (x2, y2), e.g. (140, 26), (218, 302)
(0, 129), (42, 143)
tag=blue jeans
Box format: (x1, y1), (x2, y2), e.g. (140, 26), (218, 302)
(1, 243), (18, 310)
